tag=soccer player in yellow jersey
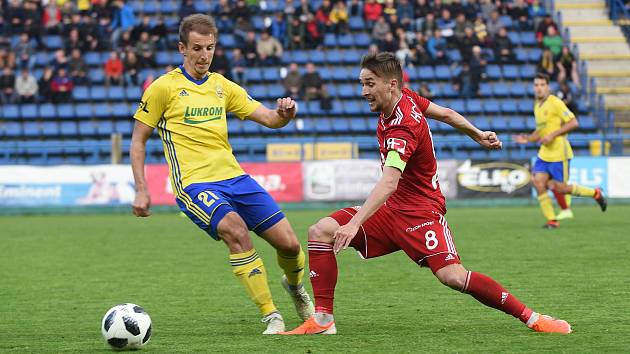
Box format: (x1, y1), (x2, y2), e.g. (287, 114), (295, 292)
(513, 73), (607, 229)
(129, 14), (314, 334)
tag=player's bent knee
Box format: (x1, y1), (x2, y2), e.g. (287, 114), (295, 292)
(307, 220), (334, 244)
(435, 264), (467, 290)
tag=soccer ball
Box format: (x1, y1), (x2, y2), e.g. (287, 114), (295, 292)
(101, 303), (152, 350)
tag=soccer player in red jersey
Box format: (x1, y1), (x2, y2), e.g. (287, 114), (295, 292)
(282, 52), (571, 335)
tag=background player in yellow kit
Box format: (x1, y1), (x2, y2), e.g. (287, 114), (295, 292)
(129, 14), (313, 334)
(513, 73), (607, 228)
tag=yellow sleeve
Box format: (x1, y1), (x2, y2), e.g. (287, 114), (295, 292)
(133, 76), (170, 128)
(553, 96), (575, 123)
(223, 77), (261, 120)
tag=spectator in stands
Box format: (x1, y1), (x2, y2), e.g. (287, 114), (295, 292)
(123, 50), (140, 86)
(305, 13), (323, 49)
(414, 0), (432, 32)
(15, 68), (38, 103)
(22, 1), (43, 48)
(257, 31), (284, 66)
(372, 16), (391, 44)
(296, 0), (315, 20)
(427, 29), (449, 63)
(557, 80), (578, 115)
(0, 66), (17, 104)
(330, 1), (349, 34)
(470, 45), (488, 81)
(537, 48), (557, 80)
(178, 0), (196, 21)
(231, 48), (248, 85)
(152, 16), (169, 50)
(473, 15), (488, 44)
(142, 73), (154, 92)
(242, 31), (259, 66)
(315, 0), (334, 33)
(68, 49), (89, 85)
(210, 46), (232, 80)
(485, 10), (503, 39)
(458, 27), (482, 62)
(509, 0), (531, 30)
(14, 33), (36, 71)
(492, 27), (515, 63)
(214, 0), (234, 33)
(421, 12), (437, 38)
(233, 0), (252, 23)
(529, 0), (547, 30)
(131, 15), (153, 42)
(437, 8), (456, 40)
(557, 46), (580, 87)
(382, 0), (397, 20)
(95, 17), (114, 50)
(6, 0), (25, 35)
(397, 0), (415, 31)
(379, 31), (399, 53)
(65, 28), (87, 53)
(135, 31), (157, 68)
(50, 67), (74, 103)
(409, 33), (432, 65)
(43, 1), (62, 34)
(50, 49), (68, 71)
(270, 12), (288, 48)
(480, 0), (497, 21)
(0, 36), (16, 69)
(543, 26), (563, 58)
(118, 30), (134, 51)
(396, 41), (412, 67)
(363, 0), (383, 30)
(453, 62), (477, 98)
(386, 13), (402, 36)
(233, 17), (254, 43)
(104, 51), (124, 87)
(349, 0), (363, 17)
(453, 13), (470, 41)
(536, 15), (557, 44)
(283, 62), (302, 98)
(301, 62), (331, 109)
(110, 0), (136, 49)
(38, 67), (54, 103)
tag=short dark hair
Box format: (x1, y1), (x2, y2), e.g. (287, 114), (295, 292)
(179, 14), (218, 45)
(534, 72), (550, 83)
(360, 52), (403, 89)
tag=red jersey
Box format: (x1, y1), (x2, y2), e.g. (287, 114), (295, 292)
(376, 88), (446, 214)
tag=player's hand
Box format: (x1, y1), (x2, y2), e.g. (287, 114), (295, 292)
(333, 222), (360, 254)
(476, 131), (502, 150)
(512, 134), (529, 144)
(276, 97), (297, 120)
(539, 134), (554, 145)
(132, 190), (152, 217)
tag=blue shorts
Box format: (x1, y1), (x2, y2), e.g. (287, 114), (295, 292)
(176, 175), (285, 241)
(533, 157), (570, 182)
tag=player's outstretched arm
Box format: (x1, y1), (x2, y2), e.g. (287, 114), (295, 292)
(424, 102), (502, 150)
(333, 166), (401, 254)
(512, 130), (541, 144)
(539, 117), (578, 145)
(247, 97), (297, 129)
(130, 121), (154, 217)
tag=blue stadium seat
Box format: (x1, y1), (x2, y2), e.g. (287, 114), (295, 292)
(441, 83), (458, 97)
(84, 52), (102, 66)
(528, 48), (542, 63)
(262, 67), (279, 81)
(337, 34), (354, 47)
(220, 33), (235, 48)
(91, 86), (107, 101)
(227, 119), (242, 134)
(310, 50), (326, 64)
(75, 103), (92, 119)
(252, 16), (265, 31)
(307, 100), (324, 115)
(492, 82), (510, 97)
(435, 65), (451, 80)
(325, 49), (342, 64)
(57, 104), (75, 119)
(580, 116), (595, 129)
(23, 122), (40, 137)
(156, 51), (172, 66)
(245, 68), (263, 82)
(349, 117), (368, 133)
(349, 16), (365, 31)
(4, 122), (21, 137)
(507, 31), (521, 46)
(500, 16), (513, 29)
(39, 103), (56, 119)
(115, 120), (133, 135)
(42, 122), (59, 136)
(73, 86), (90, 101)
(93, 103), (112, 118)
(503, 65), (519, 79)
(267, 84), (284, 97)
(242, 120), (261, 134)
(344, 100), (362, 115)
(466, 99), (483, 114)
(332, 67), (349, 81)
(331, 118), (350, 133)
(491, 117), (509, 131)
(518, 99), (533, 113)
(292, 50), (309, 64)
(486, 65), (502, 80)
(324, 33), (337, 47)
(160, 1), (177, 13)
(448, 49), (462, 62)
(126, 87), (142, 101)
(21, 104), (38, 119)
(341, 49), (362, 65)
(60, 121), (78, 136)
(314, 118), (333, 133)
(194, 1), (210, 11)
(337, 83), (357, 98)
(484, 99), (501, 114)
(143, 0), (158, 14)
(515, 48), (528, 63)
(501, 99), (519, 113)
(330, 100), (344, 115)
(318, 67), (332, 81)
(450, 99), (465, 113)
(510, 82), (527, 97)
(78, 121), (97, 136)
(90, 68), (105, 84)
(354, 33), (371, 47)
(478, 82), (492, 97)
(520, 64), (536, 79)
(520, 32), (537, 46)
(111, 103), (131, 118)
(509, 117), (527, 130)
(108, 86), (125, 101)
(97, 120), (114, 135)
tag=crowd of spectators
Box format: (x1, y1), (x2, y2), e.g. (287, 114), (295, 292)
(0, 0), (582, 108)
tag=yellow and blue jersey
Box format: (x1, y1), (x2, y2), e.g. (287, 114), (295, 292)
(534, 94), (575, 162)
(133, 66), (261, 193)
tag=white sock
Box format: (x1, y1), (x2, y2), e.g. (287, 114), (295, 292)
(314, 312), (334, 326)
(526, 312), (540, 327)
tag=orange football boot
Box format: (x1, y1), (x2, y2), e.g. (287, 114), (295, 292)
(528, 314), (572, 334)
(280, 316), (337, 335)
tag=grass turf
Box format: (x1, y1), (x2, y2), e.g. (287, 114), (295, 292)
(1, 204), (629, 353)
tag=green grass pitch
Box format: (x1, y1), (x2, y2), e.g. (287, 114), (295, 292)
(1, 204), (629, 353)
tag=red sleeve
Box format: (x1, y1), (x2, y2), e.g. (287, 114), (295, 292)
(383, 124), (418, 163)
(403, 88), (431, 113)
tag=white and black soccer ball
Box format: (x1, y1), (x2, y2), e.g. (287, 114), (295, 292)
(101, 303), (152, 350)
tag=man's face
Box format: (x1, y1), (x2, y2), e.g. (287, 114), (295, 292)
(179, 31), (216, 78)
(533, 78), (549, 100)
(360, 68), (395, 113)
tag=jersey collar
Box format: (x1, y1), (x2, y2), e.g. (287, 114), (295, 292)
(178, 65), (209, 85)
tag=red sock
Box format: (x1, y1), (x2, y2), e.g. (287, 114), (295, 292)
(463, 272), (533, 323)
(307, 240), (338, 314)
(552, 190), (569, 210)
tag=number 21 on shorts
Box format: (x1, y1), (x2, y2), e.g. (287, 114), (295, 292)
(198, 191), (219, 207)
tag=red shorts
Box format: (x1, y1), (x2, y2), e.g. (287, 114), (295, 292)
(330, 205), (461, 273)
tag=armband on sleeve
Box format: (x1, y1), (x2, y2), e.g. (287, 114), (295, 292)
(384, 150), (406, 172)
